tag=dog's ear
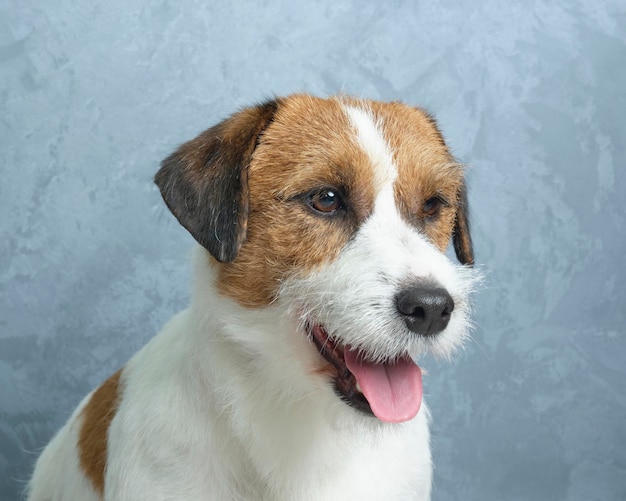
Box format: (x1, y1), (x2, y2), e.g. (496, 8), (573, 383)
(453, 181), (474, 266)
(155, 100), (279, 263)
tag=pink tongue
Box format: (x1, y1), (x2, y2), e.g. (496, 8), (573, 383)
(344, 348), (422, 423)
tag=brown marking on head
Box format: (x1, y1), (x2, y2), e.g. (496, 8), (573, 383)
(216, 95), (388, 306)
(78, 370), (122, 496)
(368, 101), (474, 264)
(156, 95), (474, 308)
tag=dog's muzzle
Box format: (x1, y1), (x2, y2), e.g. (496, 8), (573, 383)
(306, 281), (458, 424)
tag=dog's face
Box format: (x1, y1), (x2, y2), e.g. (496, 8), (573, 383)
(156, 95), (478, 423)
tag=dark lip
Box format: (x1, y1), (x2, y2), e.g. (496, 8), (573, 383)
(307, 323), (374, 417)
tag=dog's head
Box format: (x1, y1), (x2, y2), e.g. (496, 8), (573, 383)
(156, 95), (478, 423)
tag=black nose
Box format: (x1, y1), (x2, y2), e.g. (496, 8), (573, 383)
(396, 284), (454, 337)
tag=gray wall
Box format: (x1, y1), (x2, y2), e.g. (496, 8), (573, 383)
(1, 0), (625, 499)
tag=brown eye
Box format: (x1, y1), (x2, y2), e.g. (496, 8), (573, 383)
(423, 197), (442, 218)
(308, 189), (344, 214)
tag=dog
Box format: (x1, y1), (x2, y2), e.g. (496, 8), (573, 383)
(28, 94), (478, 500)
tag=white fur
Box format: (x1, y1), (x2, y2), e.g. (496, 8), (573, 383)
(344, 103), (397, 188)
(284, 183), (478, 365)
(28, 103), (478, 500)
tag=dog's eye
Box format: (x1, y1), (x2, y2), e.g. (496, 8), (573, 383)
(423, 197), (442, 218)
(307, 189), (344, 214)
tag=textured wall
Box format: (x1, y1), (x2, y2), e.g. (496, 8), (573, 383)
(1, 0), (625, 499)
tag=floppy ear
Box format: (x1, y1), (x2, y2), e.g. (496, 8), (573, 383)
(155, 100), (279, 263)
(453, 181), (475, 266)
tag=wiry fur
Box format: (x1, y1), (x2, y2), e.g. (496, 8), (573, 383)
(282, 192), (480, 365)
(28, 95), (479, 500)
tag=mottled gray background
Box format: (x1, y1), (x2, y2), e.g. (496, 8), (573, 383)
(1, 0), (625, 499)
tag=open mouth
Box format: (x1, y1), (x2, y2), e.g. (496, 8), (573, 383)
(307, 324), (423, 423)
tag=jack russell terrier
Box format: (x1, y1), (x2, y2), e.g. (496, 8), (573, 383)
(28, 94), (479, 500)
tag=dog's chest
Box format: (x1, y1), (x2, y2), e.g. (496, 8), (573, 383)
(192, 399), (432, 501)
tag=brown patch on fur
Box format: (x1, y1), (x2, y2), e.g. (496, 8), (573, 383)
(369, 102), (465, 251)
(78, 370), (122, 496)
(217, 95), (381, 306)
(312, 363), (337, 378)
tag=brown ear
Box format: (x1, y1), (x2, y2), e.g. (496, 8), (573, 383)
(453, 181), (475, 266)
(155, 100), (279, 263)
